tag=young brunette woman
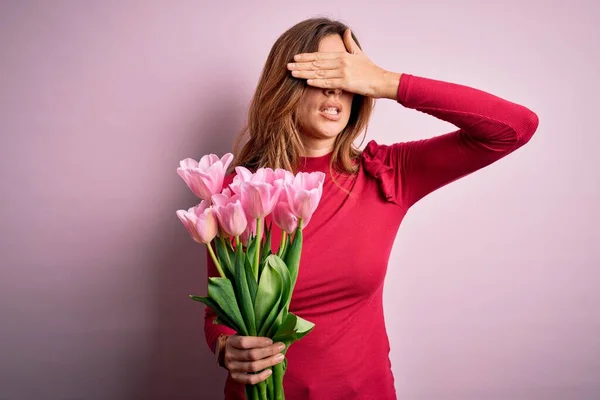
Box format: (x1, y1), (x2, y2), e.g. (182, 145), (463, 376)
(205, 17), (538, 400)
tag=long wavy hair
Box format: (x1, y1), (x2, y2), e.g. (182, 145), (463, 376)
(231, 17), (375, 175)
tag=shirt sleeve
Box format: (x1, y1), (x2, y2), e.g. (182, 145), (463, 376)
(362, 73), (539, 209)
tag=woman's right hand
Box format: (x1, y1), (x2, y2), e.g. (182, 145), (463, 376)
(224, 334), (287, 385)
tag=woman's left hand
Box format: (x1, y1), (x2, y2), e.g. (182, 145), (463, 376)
(287, 28), (401, 99)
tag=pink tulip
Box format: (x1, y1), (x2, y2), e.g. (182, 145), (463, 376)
(240, 217), (257, 246)
(177, 153), (233, 201)
(229, 166), (255, 194)
(272, 202), (299, 234)
(211, 188), (239, 207)
(285, 171), (326, 222)
(213, 186), (259, 243)
(176, 201), (218, 244)
(239, 181), (283, 220)
(230, 167), (293, 192)
(269, 168), (294, 185)
(213, 199), (248, 237)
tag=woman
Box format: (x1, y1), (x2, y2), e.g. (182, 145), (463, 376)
(204, 17), (539, 399)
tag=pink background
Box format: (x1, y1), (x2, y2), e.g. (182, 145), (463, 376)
(1, 1), (598, 399)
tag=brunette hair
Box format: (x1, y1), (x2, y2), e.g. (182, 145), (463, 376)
(231, 17), (374, 174)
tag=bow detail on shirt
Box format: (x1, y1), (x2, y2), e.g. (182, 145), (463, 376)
(361, 140), (398, 204)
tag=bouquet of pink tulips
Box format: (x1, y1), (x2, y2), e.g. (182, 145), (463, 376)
(176, 153), (325, 400)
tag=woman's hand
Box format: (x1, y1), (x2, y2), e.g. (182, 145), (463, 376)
(224, 334), (287, 385)
(287, 28), (401, 99)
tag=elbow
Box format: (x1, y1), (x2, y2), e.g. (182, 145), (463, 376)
(516, 107), (539, 146)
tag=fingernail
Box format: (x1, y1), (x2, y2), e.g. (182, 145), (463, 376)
(277, 344), (285, 351)
(287, 63), (294, 68)
(266, 339), (273, 345)
(275, 354), (284, 361)
(265, 369), (272, 376)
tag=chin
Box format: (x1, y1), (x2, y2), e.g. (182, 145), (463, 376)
(316, 123), (347, 137)
(301, 119), (349, 141)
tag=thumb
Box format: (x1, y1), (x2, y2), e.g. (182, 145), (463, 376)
(343, 28), (362, 55)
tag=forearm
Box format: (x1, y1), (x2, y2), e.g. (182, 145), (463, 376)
(205, 312), (237, 354)
(396, 73), (538, 146)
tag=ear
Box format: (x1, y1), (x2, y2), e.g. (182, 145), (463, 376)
(343, 28), (362, 55)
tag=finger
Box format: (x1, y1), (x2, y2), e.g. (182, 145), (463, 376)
(291, 68), (343, 80)
(228, 341), (286, 362)
(343, 28), (362, 55)
(306, 78), (345, 90)
(230, 369), (273, 385)
(293, 51), (345, 62)
(228, 335), (273, 350)
(287, 59), (341, 71)
(228, 352), (285, 373)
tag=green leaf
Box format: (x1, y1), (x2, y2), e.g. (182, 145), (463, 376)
(257, 297), (281, 337)
(214, 238), (234, 280)
(266, 307), (285, 339)
(234, 245), (256, 336)
(261, 222), (273, 264)
(244, 256), (258, 304)
(272, 312), (315, 344)
(277, 232), (289, 259)
(268, 255), (291, 306)
(246, 234), (258, 269)
(282, 229), (302, 314)
(262, 255), (294, 339)
(189, 294), (242, 334)
(283, 228), (303, 292)
(206, 277), (248, 336)
(257, 255), (291, 337)
(254, 256), (284, 336)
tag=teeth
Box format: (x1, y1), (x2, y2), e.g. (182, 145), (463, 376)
(322, 107), (339, 115)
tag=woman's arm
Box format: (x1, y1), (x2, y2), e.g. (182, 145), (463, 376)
(363, 73), (539, 209)
(288, 29), (539, 208)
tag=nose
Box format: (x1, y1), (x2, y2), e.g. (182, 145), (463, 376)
(324, 87), (342, 96)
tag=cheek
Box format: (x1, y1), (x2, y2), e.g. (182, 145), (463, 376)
(343, 93), (354, 109)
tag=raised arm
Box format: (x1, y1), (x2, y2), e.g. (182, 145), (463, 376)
(288, 29), (539, 208)
(363, 73), (539, 209)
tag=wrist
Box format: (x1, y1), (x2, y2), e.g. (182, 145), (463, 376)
(215, 334), (229, 368)
(378, 70), (402, 100)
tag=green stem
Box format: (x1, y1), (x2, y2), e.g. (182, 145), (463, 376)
(258, 380), (268, 400)
(219, 236), (233, 267)
(253, 218), (263, 281)
(277, 231), (288, 258)
(245, 384), (258, 400)
(267, 373), (274, 399)
(206, 242), (224, 278)
(235, 236), (241, 249)
(273, 361), (285, 400)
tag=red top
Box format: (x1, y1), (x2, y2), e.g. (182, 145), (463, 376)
(204, 73), (539, 399)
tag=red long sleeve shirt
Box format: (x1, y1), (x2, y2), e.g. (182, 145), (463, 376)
(203, 73), (539, 399)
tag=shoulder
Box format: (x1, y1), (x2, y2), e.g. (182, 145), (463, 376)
(360, 139), (406, 175)
(361, 139), (406, 159)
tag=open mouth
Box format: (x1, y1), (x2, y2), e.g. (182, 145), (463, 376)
(321, 107), (340, 115)
(319, 101), (343, 121)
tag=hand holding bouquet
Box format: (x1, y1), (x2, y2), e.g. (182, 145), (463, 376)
(176, 153), (325, 400)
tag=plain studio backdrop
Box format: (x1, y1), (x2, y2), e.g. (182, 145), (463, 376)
(0, 1), (598, 399)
